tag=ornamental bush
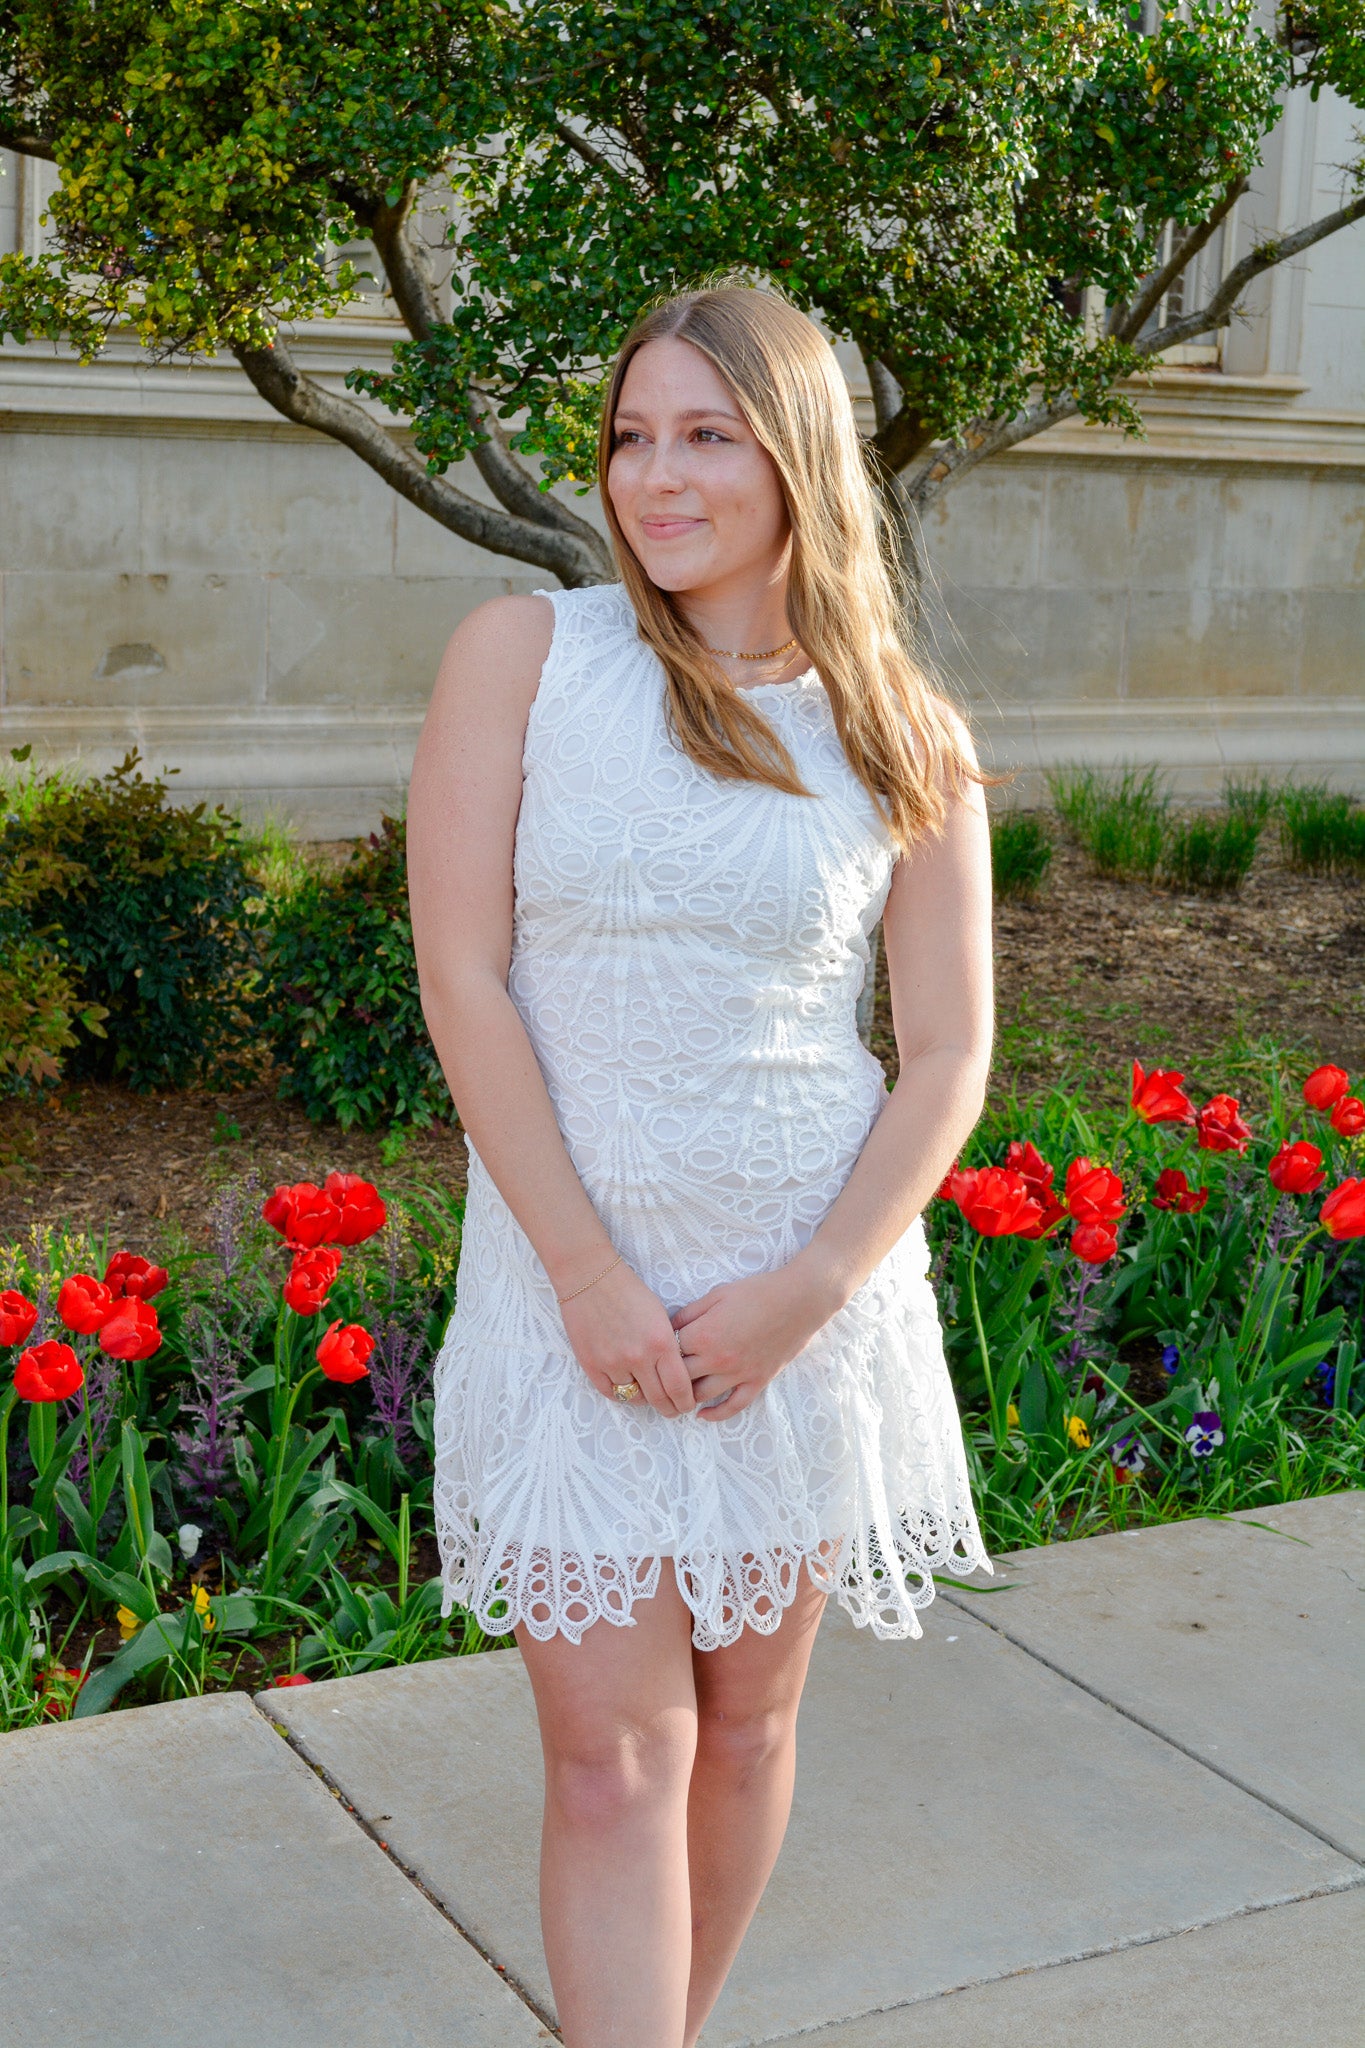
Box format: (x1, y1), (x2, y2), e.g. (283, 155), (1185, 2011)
(0, 750), (257, 1091)
(258, 816), (451, 1131)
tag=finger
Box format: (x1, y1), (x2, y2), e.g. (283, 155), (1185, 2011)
(671, 1292), (718, 1331)
(632, 1354), (686, 1420)
(697, 1383), (752, 1421)
(656, 1343), (697, 1415)
(687, 1372), (733, 1404)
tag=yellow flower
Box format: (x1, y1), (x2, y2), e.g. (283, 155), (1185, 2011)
(1067, 1415), (1091, 1449)
(191, 1584), (217, 1632)
(1006, 1403), (1021, 1428)
(116, 1605), (141, 1641)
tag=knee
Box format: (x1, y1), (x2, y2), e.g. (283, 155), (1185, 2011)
(544, 1721), (694, 1836)
(694, 1701), (793, 1789)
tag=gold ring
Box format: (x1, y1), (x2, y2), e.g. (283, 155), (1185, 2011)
(612, 1381), (642, 1403)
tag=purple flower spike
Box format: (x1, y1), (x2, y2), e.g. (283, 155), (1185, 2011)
(1184, 1410), (1224, 1460)
(1316, 1361), (1336, 1405)
(1161, 1343), (1180, 1374)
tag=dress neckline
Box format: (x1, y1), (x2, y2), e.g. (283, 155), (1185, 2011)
(733, 666), (821, 696)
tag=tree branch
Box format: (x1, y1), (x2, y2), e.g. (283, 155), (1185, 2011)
(232, 332), (610, 585)
(901, 188), (1365, 510)
(1133, 190), (1365, 357)
(358, 182), (613, 563)
(554, 121), (628, 181)
(0, 125), (54, 161)
(901, 394), (1081, 508)
(1109, 176), (1248, 343)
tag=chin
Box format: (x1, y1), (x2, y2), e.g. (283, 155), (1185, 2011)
(632, 550), (709, 593)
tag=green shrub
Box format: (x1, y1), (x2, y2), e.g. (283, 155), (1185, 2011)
(0, 750), (259, 1089)
(259, 815), (450, 1130)
(990, 810), (1053, 899)
(1047, 763), (1170, 880)
(1160, 811), (1262, 894)
(1278, 784), (1365, 876)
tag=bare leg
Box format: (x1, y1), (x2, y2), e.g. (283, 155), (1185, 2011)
(683, 1564), (828, 2046)
(516, 1569), (699, 2048)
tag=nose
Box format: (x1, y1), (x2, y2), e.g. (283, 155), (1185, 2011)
(639, 433), (687, 495)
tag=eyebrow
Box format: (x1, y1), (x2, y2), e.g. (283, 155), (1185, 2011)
(613, 406), (745, 425)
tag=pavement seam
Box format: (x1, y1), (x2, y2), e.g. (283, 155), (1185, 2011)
(938, 1589), (1365, 1867)
(247, 1695), (559, 2038)
(738, 1879), (1365, 2046)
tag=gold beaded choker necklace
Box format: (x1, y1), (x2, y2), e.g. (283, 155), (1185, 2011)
(703, 635), (799, 662)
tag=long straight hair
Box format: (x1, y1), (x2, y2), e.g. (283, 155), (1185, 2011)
(596, 283), (988, 852)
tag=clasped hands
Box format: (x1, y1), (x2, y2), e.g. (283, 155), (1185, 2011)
(559, 1256), (843, 1423)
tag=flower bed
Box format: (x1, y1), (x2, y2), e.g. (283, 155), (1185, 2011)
(935, 1057), (1363, 1551)
(2, 1054), (1361, 1728)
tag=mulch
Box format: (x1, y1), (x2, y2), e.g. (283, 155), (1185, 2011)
(2, 827), (1361, 1254)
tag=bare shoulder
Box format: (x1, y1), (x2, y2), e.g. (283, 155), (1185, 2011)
(432, 592), (556, 718)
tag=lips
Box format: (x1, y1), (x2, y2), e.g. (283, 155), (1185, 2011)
(641, 517), (705, 538)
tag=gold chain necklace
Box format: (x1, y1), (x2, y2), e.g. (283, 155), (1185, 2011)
(702, 634), (799, 662)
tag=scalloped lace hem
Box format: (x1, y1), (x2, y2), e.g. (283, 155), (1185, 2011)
(437, 1512), (993, 1652)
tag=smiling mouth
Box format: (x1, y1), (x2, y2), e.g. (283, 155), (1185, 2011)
(640, 517), (705, 537)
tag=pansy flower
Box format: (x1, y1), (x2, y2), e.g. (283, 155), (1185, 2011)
(1184, 1410), (1224, 1460)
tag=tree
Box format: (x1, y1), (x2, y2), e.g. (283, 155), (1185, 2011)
(2, 1), (1362, 590)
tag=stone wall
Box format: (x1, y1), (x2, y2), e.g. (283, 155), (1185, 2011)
(1, 355), (1360, 833)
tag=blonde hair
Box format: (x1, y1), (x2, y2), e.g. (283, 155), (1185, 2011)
(597, 282), (988, 852)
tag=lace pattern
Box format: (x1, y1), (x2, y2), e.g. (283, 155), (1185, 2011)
(432, 582), (992, 1648)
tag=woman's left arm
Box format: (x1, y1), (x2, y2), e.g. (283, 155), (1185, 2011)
(676, 726), (994, 1419)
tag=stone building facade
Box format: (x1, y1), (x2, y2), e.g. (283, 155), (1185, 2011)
(1, 76), (1362, 835)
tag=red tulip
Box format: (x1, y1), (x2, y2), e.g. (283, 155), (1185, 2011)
(98, 1298), (162, 1362)
(946, 1166), (1044, 1238)
(1071, 1221), (1120, 1264)
(1003, 1139), (1055, 1197)
(1016, 1194), (1070, 1241)
(316, 1319), (374, 1383)
(103, 1251), (169, 1301)
(0, 1290), (38, 1348)
(935, 1160), (960, 1200)
(1131, 1060), (1195, 1125)
(262, 1182), (342, 1250)
(1320, 1179), (1365, 1241)
(271, 1672), (313, 1688)
(1267, 1140), (1326, 1195)
(321, 1172), (387, 1247)
(283, 1246), (343, 1317)
(1151, 1167), (1209, 1214)
(1303, 1064), (1349, 1111)
(1330, 1096), (1365, 1138)
(1195, 1094), (1252, 1154)
(56, 1274), (114, 1335)
(1063, 1157), (1126, 1226)
(14, 1340), (84, 1402)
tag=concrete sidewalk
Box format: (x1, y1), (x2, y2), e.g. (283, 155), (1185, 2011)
(2, 1496), (1361, 2046)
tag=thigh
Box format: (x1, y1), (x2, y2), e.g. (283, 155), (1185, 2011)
(516, 1564), (700, 1760)
(692, 1560), (827, 1724)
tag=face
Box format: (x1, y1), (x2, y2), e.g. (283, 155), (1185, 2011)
(606, 336), (791, 596)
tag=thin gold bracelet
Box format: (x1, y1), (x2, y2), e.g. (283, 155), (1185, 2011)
(555, 1251), (623, 1305)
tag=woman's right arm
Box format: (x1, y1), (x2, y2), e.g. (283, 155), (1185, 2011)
(406, 594), (695, 1418)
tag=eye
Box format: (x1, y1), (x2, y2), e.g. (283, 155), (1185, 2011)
(693, 428), (730, 443)
(613, 428), (645, 447)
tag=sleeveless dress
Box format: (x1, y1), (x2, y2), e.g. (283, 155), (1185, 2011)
(431, 581), (992, 1650)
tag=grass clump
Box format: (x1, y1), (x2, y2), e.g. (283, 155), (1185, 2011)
(1278, 784), (1365, 877)
(1161, 810), (1262, 894)
(1222, 772), (1283, 827)
(990, 810), (1053, 900)
(1047, 763), (1170, 881)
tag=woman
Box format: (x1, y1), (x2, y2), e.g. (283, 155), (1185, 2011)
(407, 283), (994, 2048)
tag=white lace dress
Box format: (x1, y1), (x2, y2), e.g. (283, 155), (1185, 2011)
(432, 580), (992, 1649)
